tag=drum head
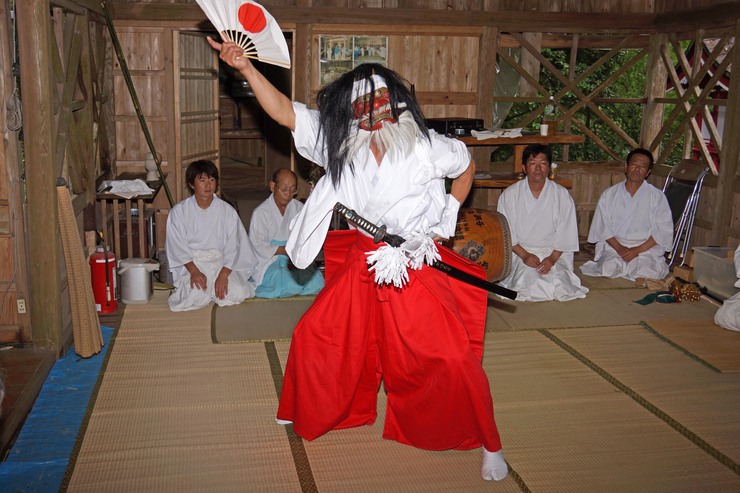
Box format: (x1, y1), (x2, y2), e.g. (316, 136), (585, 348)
(445, 208), (512, 281)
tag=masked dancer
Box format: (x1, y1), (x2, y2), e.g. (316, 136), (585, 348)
(209, 38), (508, 482)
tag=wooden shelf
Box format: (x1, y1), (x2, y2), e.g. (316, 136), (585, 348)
(458, 132), (585, 174)
(473, 172), (572, 189)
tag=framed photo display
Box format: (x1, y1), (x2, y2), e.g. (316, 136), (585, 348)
(319, 35), (388, 85)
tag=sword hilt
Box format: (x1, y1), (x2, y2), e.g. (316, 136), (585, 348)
(333, 203), (404, 246)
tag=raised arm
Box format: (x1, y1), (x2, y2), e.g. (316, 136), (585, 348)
(207, 37), (296, 131)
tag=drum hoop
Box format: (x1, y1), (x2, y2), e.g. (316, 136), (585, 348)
(493, 210), (513, 280)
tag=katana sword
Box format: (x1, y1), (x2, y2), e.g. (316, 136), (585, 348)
(333, 203), (517, 300)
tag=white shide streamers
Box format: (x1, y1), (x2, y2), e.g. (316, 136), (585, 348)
(366, 234), (440, 288)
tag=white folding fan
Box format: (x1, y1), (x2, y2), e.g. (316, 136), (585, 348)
(195, 0), (291, 69)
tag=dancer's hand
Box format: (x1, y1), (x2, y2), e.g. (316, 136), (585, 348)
(207, 37), (252, 72)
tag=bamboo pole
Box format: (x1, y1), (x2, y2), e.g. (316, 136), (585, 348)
(101, 0), (174, 207)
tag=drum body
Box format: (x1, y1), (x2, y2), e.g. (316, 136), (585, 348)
(445, 208), (512, 281)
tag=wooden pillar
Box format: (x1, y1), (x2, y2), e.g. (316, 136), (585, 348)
(0, 0), (31, 342)
(640, 33), (668, 156)
(712, 20), (740, 245)
(472, 26), (498, 169)
(17, 0), (63, 350)
(292, 19), (313, 191)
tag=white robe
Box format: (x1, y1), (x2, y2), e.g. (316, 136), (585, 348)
(286, 102), (469, 268)
(580, 180), (673, 281)
(249, 195), (324, 297)
(714, 245), (740, 332)
(497, 179), (588, 302)
(250, 195), (304, 286)
(166, 195), (258, 311)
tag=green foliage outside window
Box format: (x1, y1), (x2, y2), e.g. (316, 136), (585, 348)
(498, 45), (689, 164)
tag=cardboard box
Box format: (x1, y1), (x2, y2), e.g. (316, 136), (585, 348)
(672, 264), (694, 282)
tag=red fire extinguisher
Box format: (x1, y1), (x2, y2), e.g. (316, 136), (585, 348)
(90, 245), (117, 314)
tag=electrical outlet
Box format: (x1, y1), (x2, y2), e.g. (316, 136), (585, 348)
(17, 299), (26, 314)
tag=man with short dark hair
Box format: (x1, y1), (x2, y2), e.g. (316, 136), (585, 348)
(166, 160), (258, 311)
(580, 148), (673, 281)
(249, 168), (324, 298)
(497, 144), (588, 301)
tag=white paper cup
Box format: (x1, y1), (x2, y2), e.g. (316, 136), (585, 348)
(540, 124), (549, 136)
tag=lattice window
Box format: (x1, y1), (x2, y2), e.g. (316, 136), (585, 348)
(493, 31), (733, 171)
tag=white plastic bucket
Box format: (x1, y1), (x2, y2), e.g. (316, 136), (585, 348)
(118, 258), (159, 304)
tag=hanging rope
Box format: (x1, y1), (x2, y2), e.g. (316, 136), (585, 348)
(101, 0), (174, 207)
(5, 2), (22, 132)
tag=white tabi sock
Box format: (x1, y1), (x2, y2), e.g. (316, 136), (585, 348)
(482, 448), (508, 481)
(275, 418), (293, 425)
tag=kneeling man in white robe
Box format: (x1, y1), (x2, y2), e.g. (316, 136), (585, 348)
(581, 148), (673, 281)
(497, 144), (588, 302)
(249, 169), (324, 298)
(715, 244), (740, 332)
(166, 160), (258, 311)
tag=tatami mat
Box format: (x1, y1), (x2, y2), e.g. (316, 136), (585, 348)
(488, 288), (719, 330)
(64, 286), (740, 492)
(552, 325), (740, 461)
(66, 294), (301, 492)
(643, 318), (740, 372)
(212, 296), (316, 343)
(486, 330), (740, 492)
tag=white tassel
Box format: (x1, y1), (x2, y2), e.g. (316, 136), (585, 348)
(366, 234), (439, 288)
(366, 245), (409, 288)
(402, 234), (440, 270)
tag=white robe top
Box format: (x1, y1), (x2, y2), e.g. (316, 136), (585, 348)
(580, 180), (673, 281)
(249, 195), (304, 285)
(166, 195), (257, 281)
(497, 179), (588, 302)
(498, 178), (580, 254)
(286, 102), (470, 269)
(587, 180), (673, 249)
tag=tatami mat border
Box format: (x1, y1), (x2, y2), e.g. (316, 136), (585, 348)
(265, 342), (318, 492)
(487, 322), (637, 332)
(539, 329), (740, 476)
(60, 304), (126, 492)
(639, 321), (721, 373)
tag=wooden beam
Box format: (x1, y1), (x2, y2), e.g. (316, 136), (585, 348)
(656, 2), (740, 33)
(110, 5), (657, 33)
(713, 18), (740, 245)
(17, 0), (64, 351)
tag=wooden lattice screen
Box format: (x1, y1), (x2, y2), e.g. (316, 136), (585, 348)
(494, 30), (733, 172)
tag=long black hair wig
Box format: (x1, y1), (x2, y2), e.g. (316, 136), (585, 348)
(315, 63), (430, 188)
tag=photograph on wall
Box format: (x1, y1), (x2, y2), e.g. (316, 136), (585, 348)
(319, 35), (388, 85)
(352, 36), (387, 67)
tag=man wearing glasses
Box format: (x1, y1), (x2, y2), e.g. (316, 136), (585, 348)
(249, 168), (324, 298)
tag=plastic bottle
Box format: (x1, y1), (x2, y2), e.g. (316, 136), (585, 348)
(542, 96), (558, 134)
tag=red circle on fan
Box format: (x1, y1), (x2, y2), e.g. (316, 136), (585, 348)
(238, 3), (267, 32)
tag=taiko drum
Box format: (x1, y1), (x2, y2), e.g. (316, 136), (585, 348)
(445, 208), (512, 281)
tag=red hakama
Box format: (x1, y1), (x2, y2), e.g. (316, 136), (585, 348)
(277, 230), (502, 452)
